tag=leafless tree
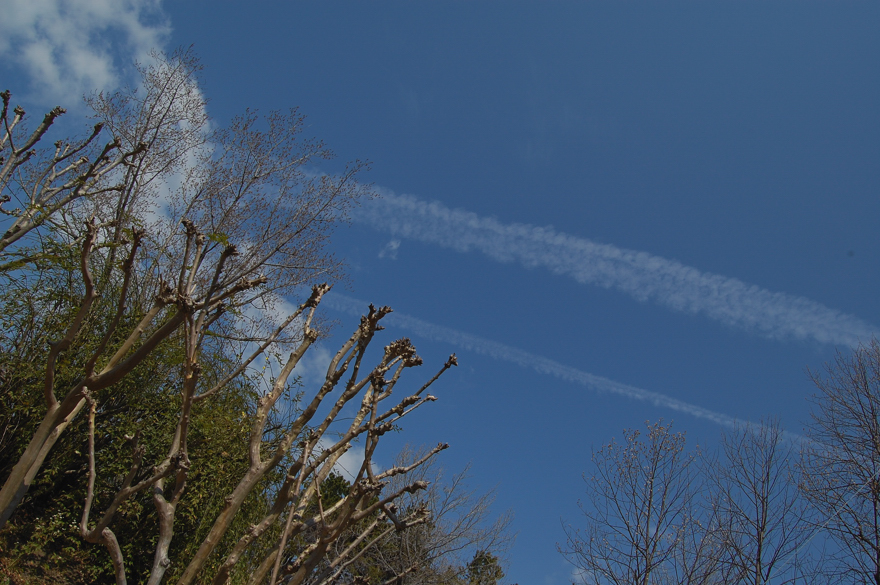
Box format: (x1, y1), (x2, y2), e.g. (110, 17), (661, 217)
(666, 508), (725, 585)
(0, 50), (204, 268)
(709, 420), (813, 585)
(561, 421), (705, 585)
(801, 339), (880, 585)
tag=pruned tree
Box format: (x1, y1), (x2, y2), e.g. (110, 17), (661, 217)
(0, 48), (494, 585)
(321, 447), (512, 585)
(561, 421), (704, 585)
(801, 339), (880, 585)
(173, 310), (457, 585)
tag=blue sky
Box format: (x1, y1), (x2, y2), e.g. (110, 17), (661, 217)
(3, 2), (880, 582)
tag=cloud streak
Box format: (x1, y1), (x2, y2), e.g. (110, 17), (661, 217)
(324, 292), (743, 429)
(355, 192), (875, 347)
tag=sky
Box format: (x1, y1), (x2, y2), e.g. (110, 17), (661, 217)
(3, 2), (880, 583)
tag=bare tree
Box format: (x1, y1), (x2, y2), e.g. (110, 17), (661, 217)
(801, 339), (880, 585)
(0, 49), (204, 268)
(561, 421), (704, 585)
(666, 502), (725, 585)
(710, 420), (813, 585)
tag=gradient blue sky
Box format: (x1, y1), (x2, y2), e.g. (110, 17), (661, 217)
(3, 2), (880, 583)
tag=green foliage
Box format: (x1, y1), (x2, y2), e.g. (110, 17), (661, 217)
(0, 243), (282, 583)
(467, 551), (504, 585)
(207, 232), (230, 247)
(319, 473), (351, 509)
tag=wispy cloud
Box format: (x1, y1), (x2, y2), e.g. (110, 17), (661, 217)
(355, 192), (875, 347)
(378, 239), (401, 260)
(0, 0), (170, 102)
(324, 292), (743, 429)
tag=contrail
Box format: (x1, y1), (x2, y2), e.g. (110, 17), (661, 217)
(324, 292), (743, 429)
(355, 192), (875, 347)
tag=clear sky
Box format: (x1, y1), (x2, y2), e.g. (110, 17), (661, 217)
(3, 2), (879, 583)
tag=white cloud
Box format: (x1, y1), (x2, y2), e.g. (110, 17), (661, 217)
(355, 191), (876, 347)
(378, 239), (401, 260)
(570, 566), (591, 585)
(316, 437), (381, 483)
(332, 443), (368, 483)
(323, 292), (805, 442)
(292, 345), (333, 390)
(0, 0), (170, 101)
